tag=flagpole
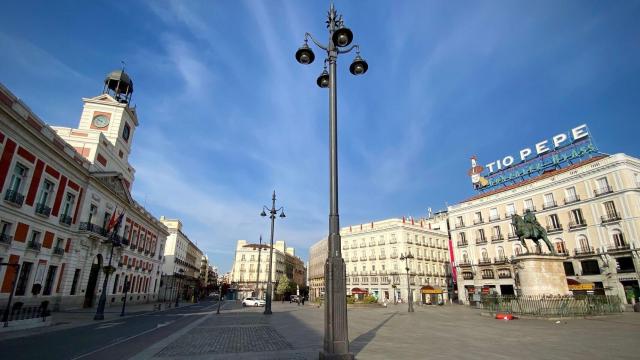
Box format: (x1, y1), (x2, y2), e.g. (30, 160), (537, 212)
(94, 211), (124, 320)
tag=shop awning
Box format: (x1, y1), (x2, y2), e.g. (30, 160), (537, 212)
(421, 285), (443, 294)
(567, 279), (594, 291)
(351, 288), (368, 295)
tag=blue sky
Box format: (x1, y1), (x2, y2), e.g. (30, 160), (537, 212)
(1, 1), (639, 272)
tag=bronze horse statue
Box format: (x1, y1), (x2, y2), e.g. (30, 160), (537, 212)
(511, 212), (556, 255)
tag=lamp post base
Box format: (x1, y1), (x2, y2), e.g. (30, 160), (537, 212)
(319, 351), (354, 360)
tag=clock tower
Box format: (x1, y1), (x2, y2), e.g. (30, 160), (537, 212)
(51, 68), (139, 188)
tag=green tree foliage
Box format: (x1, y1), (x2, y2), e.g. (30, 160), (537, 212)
(276, 275), (290, 295)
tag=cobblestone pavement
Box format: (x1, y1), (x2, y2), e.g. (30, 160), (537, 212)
(134, 302), (640, 360)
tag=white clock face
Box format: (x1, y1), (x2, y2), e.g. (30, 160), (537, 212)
(92, 115), (110, 128)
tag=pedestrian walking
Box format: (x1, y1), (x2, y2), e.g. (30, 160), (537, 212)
(301, 296), (305, 306)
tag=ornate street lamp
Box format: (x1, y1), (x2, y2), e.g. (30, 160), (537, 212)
(94, 218), (123, 321)
(400, 253), (415, 313)
(260, 191), (286, 315)
(295, 3), (368, 359)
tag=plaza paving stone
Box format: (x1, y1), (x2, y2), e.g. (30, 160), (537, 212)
(141, 302), (640, 360)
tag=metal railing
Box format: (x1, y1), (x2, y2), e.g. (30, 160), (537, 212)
(568, 220), (587, 230)
(35, 202), (51, 217)
(489, 215), (501, 222)
(574, 247), (595, 256)
(607, 243), (630, 252)
(479, 295), (622, 317)
(455, 222), (465, 229)
(473, 218), (484, 225)
(52, 247), (64, 255)
(491, 234), (504, 242)
(546, 225), (563, 233)
(0, 233), (12, 245)
(543, 201), (557, 210)
(564, 195), (581, 205)
(1, 303), (51, 322)
(59, 214), (72, 226)
(27, 241), (42, 251)
(4, 189), (25, 206)
(475, 238), (487, 245)
(457, 241), (468, 247)
(601, 212), (621, 223)
(79, 222), (107, 237)
(594, 186), (613, 197)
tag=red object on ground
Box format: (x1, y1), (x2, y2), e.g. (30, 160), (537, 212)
(495, 313), (514, 320)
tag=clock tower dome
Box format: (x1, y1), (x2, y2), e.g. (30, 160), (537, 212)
(51, 68), (140, 188)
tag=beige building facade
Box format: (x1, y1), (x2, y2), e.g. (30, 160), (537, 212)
(308, 237), (327, 301)
(342, 216), (451, 304)
(159, 217), (203, 302)
(449, 153), (640, 304)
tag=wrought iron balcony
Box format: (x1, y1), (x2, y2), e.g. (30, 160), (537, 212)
(475, 238), (487, 245)
(473, 218), (484, 225)
(546, 225), (563, 234)
(368, 255), (376, 260)
(389, 238), (397, 244)
(508, 233), (518, 240)
(458, 261), (472, 267)
(543, 201), (557, 210)
(489, 215), (501, 222)
(79, 222), (107, 237)
(378, 254), (386, 260)
(601, 212), (621, 224)
(457, 241), (468, 247)
(568, 220), (587, 230)
(481, 271), (495, 279)
(493, 257), (508, 265)
(27, 240), (42, 251)
(524, 206), (536, 212)
(351, 256), (358, 262)
(359, 243), (366, 248)
(4, 189), (25, 206)
(574, 247), (595, 256)
(462, 272), (474, 280)
(491, 234), (504, 242)
(478, 259), (493, 266)
(59, 214), (72, 226)
(564, 195), (581, 205)
(454, 222), (465, 229)
(390, 253), (398, 259)
(377, 240), (385, 245)
(594, 185), (614, 197)
(52, 247), (64, 256)
(121, 238), (130, 246)
(0, 233), (13, 245)
(498, 271), (512, 279)
(607, 243), (631, 252)
(35, 202), (51, 217)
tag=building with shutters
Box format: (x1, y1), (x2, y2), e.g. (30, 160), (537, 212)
(449, 153), (640, 305)
(0, 70), (168, 311)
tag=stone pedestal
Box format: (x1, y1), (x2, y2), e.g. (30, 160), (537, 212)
(514, 255), (570, 296)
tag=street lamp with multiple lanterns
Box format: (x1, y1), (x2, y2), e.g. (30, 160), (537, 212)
(400, 253), (415, 313)
(260, 191), (286, 315)
(295, 3), (368, 359)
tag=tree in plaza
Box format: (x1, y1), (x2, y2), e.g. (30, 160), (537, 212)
(276, 275), (290, 296)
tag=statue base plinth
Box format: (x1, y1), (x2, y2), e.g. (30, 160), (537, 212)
(513, 255), (570, 296)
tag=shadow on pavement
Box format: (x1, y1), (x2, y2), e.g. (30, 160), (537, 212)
(349, 311), (397, 355)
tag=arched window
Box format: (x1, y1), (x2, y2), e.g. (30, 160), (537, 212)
(514, 245), (522, 255)
(497, 247), (505, 260)
(577, 236), (590, 252)
(554, 238), (567, 254)
(462, 251), (469, 263)
(481, 248), (489, 261)
(612, 230), (625, 248)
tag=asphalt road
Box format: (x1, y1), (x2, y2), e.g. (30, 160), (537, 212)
(0, 299), (223, 360)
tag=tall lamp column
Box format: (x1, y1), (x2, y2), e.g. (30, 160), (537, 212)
(400, 253), (415, 313)
(260, 191), (286, 315)
(295, 3), (368, 359)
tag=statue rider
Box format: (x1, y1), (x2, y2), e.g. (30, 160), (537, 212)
(523, 210), (541, 237)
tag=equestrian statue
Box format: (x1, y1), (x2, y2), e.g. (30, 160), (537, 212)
(511, 210), (556, 255)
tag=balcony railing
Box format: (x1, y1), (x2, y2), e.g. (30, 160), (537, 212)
(574, 247), (595, 256)
(473, 218), (484, 225)
(457, 241), (468, 247)
(564, 195), (581, 205)
(568, 220), (587, 230)
(524, 206), (536, 212)
(491, 234), (504, 242)
(498, 271), (512, 279)
(546, 225), (563, 234)
(0, 233), (13, 245)
(52, 247), (64, 256)
(27, 241), (42, 251)
(59, 214), (72, 226)
(455, 222), (465, 229)
(4, 189), (25, 206)
(389, 238), (397, 244)
(79, 222), (107, 237)
(462, 272), (474, 280)
(478, 259), (493, 266)
(35, 202), (51, 217)
(494, 257), (508, 264)
(475, 238), (487, 245)
(601, 212), (621, 224)
(458, 261), (472, 267)
(508, 233), (518, 240)
(368, 255), (376, 260)
(543, 201), (557, 210)
(489, 215), (501, 222)
(481, 271), (495, 279)
(390, 254), (398, 259)
(378, 254), (386, 260)
(607, 243), (631, 252)
(594, 185), (614, 197)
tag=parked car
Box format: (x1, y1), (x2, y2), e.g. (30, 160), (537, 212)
(242, 297), (266, 307)
(290, 295), (300, 303)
